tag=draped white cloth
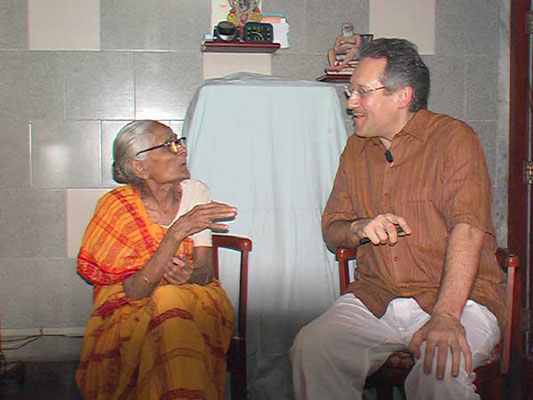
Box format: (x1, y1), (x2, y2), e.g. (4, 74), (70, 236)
(183, 73), (348, 400)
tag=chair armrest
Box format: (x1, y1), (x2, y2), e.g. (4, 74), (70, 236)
(212, 234), (252, 252)
(335, 247), (357, 294)
(336, 247), (358, 261)
(496, 247), (519, 271)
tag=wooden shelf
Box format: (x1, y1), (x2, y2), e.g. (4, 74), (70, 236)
(316, 74), (351, 83)
(202, 40), (280, 53)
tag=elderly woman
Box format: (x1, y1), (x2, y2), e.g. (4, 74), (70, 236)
(76, 120), (237, 400)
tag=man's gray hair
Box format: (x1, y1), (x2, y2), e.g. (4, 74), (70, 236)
(112, 120), (162, 185)
(359, 38), (430, 112)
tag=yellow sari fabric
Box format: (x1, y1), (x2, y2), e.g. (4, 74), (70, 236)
(76, 186), (234, 400)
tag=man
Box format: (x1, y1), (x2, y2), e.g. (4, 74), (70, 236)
(291, 38), (505, 400)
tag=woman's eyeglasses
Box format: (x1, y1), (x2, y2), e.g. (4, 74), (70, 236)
(136, 137), (187, 156)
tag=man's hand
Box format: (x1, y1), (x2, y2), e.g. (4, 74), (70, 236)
(407, 313), (472, 379)
(351, 213), (411, 246)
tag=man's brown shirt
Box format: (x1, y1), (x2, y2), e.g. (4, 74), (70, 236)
(322, 109), (506, 331)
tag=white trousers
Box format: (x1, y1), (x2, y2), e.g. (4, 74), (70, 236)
(291, 294), (500, 400)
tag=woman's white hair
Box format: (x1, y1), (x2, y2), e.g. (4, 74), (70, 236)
(112, 120), (165, 185)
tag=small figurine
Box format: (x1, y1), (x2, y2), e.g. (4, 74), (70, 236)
(327, 23), (362, 72)
(227, 0), (262, 27)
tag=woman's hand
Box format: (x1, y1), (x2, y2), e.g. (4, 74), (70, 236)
(169, 201), (237, 240)
(163, 254), (194, 284)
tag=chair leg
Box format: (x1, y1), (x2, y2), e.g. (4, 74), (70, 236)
(398, 384), (407, 400)
(228, 338), (246, 400)
(375, 384), (395, 400)
(477, 377), (503, 400)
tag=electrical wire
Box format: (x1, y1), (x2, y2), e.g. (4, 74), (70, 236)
(0, 329), (84, 351)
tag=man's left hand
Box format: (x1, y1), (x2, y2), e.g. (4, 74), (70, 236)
(407, 313), (472, 379)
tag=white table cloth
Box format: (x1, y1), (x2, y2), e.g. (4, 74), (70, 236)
(183, 73), (348, 400)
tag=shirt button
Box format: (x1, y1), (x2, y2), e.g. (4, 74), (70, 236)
(393, 256), (398, 262)
(384, 192), (390, 198)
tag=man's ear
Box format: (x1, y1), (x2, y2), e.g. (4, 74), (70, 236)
(130, 159), (149, 179)
(397, 85), (414, 110)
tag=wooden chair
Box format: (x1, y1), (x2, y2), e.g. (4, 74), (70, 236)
(212, 234), (252, 400)
(336, 247), (519, 400)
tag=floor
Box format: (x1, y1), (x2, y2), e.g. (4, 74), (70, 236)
(0, 360), (529, 400)
(0, 361), (82, 400)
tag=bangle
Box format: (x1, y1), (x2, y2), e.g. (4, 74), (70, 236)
(205, 276), (216, 285)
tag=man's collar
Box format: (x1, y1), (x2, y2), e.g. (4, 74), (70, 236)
(400, 109), (432, 142)
(356, 109), (432, 154)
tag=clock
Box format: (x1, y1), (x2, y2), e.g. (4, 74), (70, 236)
(243, 22), (274, 43)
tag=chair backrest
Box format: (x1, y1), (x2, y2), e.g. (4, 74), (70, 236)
(336, 246), (519, 374)
(212, 234), (253, 341)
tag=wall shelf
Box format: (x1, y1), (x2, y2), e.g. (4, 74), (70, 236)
(201, 40), (280, 53)
(316, 74), (351, 83)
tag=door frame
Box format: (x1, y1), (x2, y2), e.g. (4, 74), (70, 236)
(508, 0), (530, 364)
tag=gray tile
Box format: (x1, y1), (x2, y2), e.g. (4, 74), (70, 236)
(467, 120), (496, 183)
(424, 55), (465, 120)
(169, 0), (210, 53)
(0, 52), (64, 119)
(135, 52), (203, 120)
(63, 52), (134, 120)
(0, 0), (27, 49)
(466, 56), (498, 120)
(0, 189), (66, 258)
(272, 53), (330, 81)
(0, 260), (91, 336)
(0, 119), (30, 188)
(262, 0), (309, 54)
(31, 120), (101, 188)
(304, 0), (368, 54)
(0, 258), (37, 326)
(101, 120), (131, 188)
(435, 0), (499, 56)
(101, 0), (172, 51)
(32, 258), (93, 327)
(494, 127), (508, 188)
(492, 184), (507, 246)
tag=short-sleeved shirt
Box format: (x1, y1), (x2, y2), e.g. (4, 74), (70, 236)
(322, 109), (506, 330)
(165, 179), (213, 247)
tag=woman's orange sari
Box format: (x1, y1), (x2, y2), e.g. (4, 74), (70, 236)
(76, 186), (234, 400)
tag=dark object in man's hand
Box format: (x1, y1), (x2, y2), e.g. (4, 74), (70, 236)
(360, 226), (405, 245)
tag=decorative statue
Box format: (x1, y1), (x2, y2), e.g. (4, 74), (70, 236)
(227, 0), (263, 27)
(327, 22), (362, 72)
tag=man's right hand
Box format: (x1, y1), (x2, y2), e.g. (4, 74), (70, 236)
(351, 213), (411, 246)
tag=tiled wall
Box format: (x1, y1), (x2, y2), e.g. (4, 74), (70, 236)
(0, 0), (507, 361)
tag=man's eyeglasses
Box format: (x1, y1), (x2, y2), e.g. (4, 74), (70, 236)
(136, 137), (187, 156)
(344, 85), (386, 99)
